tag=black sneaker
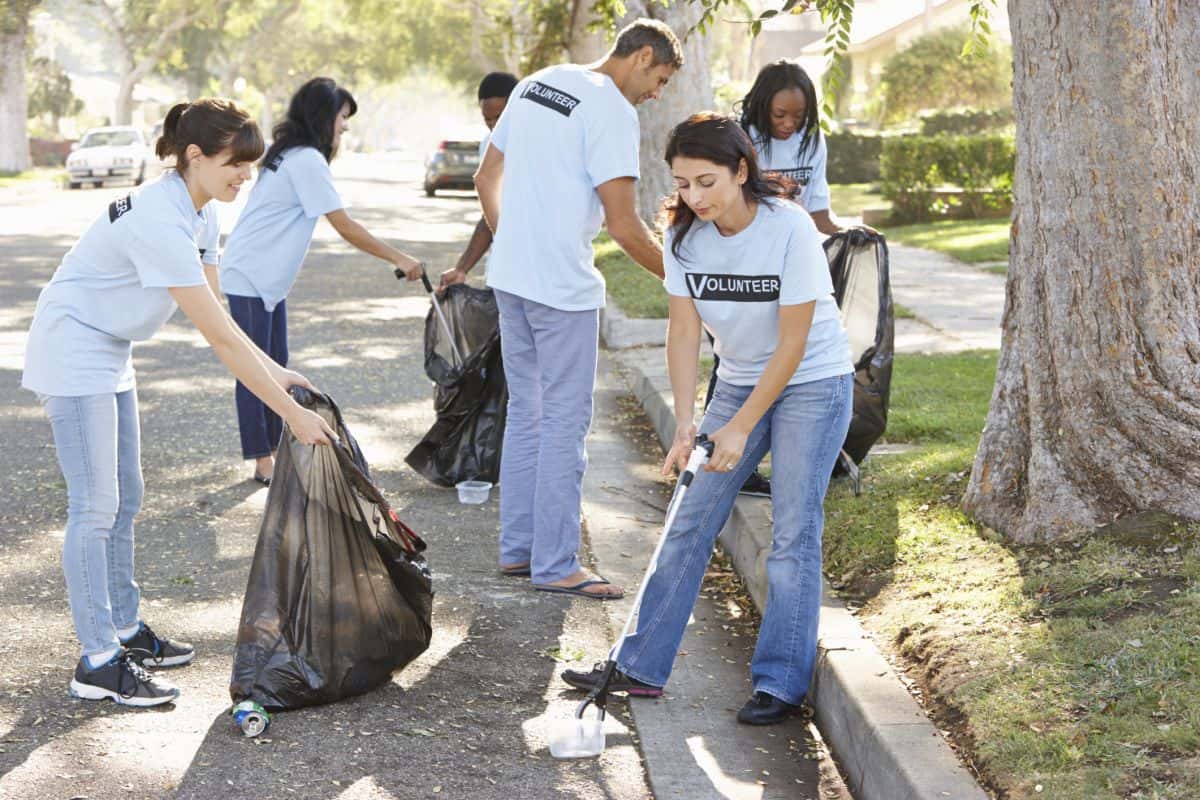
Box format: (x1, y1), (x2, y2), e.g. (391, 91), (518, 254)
(69, 650), (180, 707)
(738, 472), (772, 498)
(561, 662), (663, 697)
(121, 622), (194, 668)
(737, 691), (800, 725)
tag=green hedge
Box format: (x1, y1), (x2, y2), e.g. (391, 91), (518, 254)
(825, 132), (882, 184)
(880, 134), (1014, 222)
(918, 108), (1013, 136)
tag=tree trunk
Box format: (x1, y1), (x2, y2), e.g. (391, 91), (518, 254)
(0, 25), (31, 172)
(622, 2), (713, 224)
(566, 0), (605, 63)
(114, 71), (136, 125)
(962, 1), (1200, 543)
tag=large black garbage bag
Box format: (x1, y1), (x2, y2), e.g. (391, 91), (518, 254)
(230, 388), (433, 712)
(405, 283), (507, 486)
(824, 228), (894, 465)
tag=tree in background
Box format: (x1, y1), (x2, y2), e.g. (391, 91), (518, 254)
(26, 54), (82, 130)
(0, 0), (40, 172)
(878, 24), (1010, 125)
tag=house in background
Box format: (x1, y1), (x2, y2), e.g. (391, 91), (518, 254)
(750, 0), (1011, 124)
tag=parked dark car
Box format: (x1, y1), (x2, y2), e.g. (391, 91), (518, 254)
(423, 140), (480, 197)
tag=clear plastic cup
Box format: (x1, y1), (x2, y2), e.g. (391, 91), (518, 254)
(455, 480), (492, 504)
(548, 717), (604, 759)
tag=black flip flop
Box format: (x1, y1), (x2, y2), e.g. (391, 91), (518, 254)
(533, 579), (624, 600)
(500, 564), (531, 577)
(252, 472), (271, 487)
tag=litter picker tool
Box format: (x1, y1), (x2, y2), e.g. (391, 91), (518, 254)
(548, 434), (715, 759)
(402, 267), (465, 369)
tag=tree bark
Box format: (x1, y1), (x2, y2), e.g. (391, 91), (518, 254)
(0, 20), (32, 172)
(621, 2), (713, 224)
(962, 1), (1200, 542)
(566, 0), (605, 63)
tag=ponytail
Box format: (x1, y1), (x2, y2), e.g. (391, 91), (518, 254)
(155, 102), (189, 160)
(154, 98), (264, 174)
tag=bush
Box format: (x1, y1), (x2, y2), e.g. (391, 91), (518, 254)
(825, 131), (883, 183)
(880, 134), (1014, 222)
(879, 26), (1012, 125)
(919, 108), (1014, 136)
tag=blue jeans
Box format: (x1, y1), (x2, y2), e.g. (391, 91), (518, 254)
(227, 294), (288, 460)
(493, 289), (599, 583)
(616, 373), (853, 704)
(41, 391), (144, 661)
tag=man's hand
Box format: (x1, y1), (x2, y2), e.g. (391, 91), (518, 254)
(438, 267), (468, 294)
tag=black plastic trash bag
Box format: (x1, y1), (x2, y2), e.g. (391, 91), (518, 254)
(406, 283), (507, 486)
(824, 228), (894, 466)
(230, 388), (433, 712)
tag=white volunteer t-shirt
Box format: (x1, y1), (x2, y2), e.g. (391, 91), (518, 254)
(486, 64), (640, 311)
(221, 145), (344, 311)
(747, 124), (831, 213)
(663, 198), (852, 386)
(22, 171), (215, 396)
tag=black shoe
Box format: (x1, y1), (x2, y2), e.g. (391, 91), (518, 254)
(69, 650), (180, 707)
(737, 691), (799, 725)
(738, 472), (771, 498)
(561, 662), (663, 697)
(121, 622), (194, 668)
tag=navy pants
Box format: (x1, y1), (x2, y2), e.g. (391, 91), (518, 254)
(227, 295), (288, 460)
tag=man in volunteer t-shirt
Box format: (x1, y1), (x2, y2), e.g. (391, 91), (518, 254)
(474, 18), (682, 600)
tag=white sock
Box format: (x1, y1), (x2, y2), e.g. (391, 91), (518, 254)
(85, 647), (120, 670)
(117, 623), (141, 642)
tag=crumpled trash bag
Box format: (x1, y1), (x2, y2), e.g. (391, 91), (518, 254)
(824, 228), (894, 465)
(406, 283), (507, 486)
(230, 388), (433, 712)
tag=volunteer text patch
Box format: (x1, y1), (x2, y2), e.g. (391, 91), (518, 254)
(685, 273), (781, 302)
(108, 195), (133, 223)
(522, 81), (581, 117)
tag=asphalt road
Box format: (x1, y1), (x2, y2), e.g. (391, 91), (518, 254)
(0, 155), (652, 800)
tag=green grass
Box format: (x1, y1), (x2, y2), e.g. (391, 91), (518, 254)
(0, 167), (61, 188)
(881, 217), (1011, 264)
(594, 233), (669, 318)
(830, 182), (889, 216)
(824, 351), (1200, 799)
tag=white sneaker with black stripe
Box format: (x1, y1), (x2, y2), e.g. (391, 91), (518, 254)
(68, 650), (180, 707)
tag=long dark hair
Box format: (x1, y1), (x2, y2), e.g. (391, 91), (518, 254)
(261, 77), (357, 167)
(155, 98), (263, 174)
(661, 112), (788, 262)
(735, 59), (820, 163)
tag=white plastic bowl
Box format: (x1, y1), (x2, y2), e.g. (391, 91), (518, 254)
(456, 480), (493, 505)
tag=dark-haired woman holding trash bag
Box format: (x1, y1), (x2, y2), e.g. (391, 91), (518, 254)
(563, 113), (853, 725)
(22, 98), (336, 708)
(220, 77), (424, 485)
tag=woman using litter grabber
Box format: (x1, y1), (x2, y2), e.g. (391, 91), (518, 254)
(562, 112), (853, 726)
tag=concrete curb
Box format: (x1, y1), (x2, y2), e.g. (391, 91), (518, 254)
(599, 295), (667, 349)
(613, 347), (989, 800)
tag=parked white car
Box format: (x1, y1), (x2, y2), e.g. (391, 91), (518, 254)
(66, 126), (160, 189)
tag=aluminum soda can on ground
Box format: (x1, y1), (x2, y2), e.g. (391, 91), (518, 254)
(231, 700), (270, 737)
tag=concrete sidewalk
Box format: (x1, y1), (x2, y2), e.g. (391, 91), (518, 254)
(888, 241), (1006, 352)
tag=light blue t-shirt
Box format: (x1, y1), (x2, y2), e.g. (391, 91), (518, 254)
(486, 64), (640, 311)
(663, 198), (852, 386)
(747, 124), (831, 213)
(22, 171), (216, 396)
(220, 146), (344, 311)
